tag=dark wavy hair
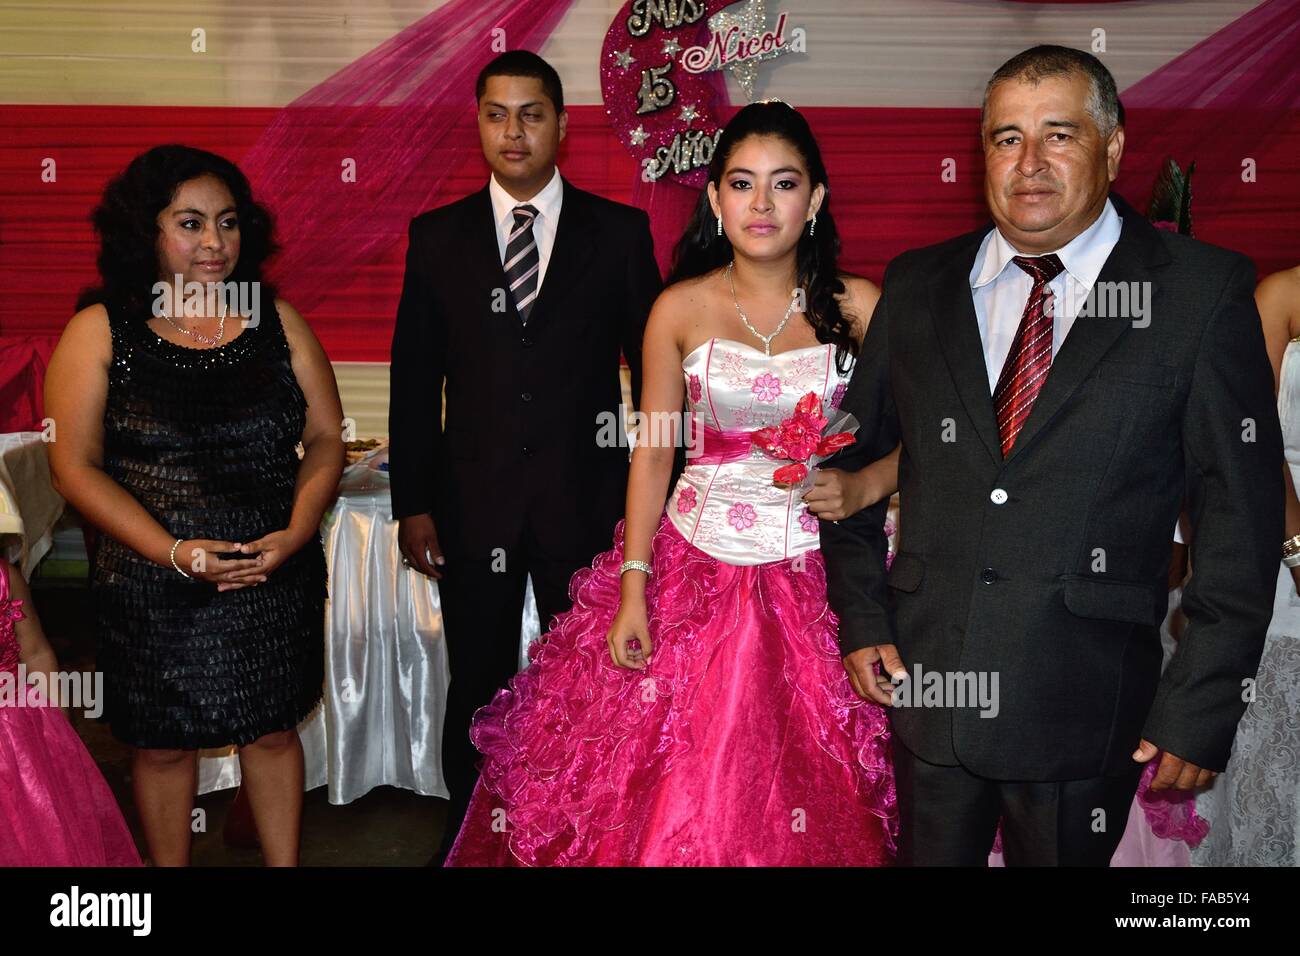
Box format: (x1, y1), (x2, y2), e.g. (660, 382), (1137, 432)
(667, 101), (856, 371)
(77, 144), (277, 316)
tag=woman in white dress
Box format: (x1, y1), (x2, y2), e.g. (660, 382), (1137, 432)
(1191, 265), (1300, 866)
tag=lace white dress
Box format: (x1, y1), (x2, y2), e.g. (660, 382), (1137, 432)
(1191, 338), (1300, 866)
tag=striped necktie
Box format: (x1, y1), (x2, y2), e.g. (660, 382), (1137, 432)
(503, 203), (540, 323)
(992, 253), (1065, 457)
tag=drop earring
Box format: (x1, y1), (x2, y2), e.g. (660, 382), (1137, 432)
(809, 214), (817, 238)
(716, 213), (723, 237)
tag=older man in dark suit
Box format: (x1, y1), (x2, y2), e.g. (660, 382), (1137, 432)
(824, 45), (1283, 865)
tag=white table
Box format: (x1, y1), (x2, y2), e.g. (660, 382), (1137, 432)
(0, 431), (64, 579)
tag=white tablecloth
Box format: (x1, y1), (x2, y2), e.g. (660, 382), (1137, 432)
(0, 431), (65, 579)
(199, 449), (541, 803)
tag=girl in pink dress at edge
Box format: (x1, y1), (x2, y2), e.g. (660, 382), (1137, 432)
(447, 102), (903, 866)
(0, 557), (141, 865)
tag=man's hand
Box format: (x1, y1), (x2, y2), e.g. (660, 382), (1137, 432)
(398, 513), (446, 580)
(842, 644), (908, 706)
(1133, 739), (1219, 790)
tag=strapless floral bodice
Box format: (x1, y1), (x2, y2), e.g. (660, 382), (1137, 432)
(667, 337), (854, 566)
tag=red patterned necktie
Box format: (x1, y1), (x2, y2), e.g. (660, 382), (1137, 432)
(991, 254), (1065, 457)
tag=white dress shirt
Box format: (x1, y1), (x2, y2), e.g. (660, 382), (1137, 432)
(489, 167), (563, 290)
(970, 197), (1122, 394)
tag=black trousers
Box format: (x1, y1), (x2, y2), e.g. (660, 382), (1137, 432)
(435, 525), (593, 854)
(894, 737), (1146, 866)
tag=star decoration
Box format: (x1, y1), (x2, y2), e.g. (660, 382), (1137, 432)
(662, 37), (682, 59)
(629, 124), (649, 147)
(679, 103), (699, 123)
(707, 0), (793, 101)
(611, 47), (635, 71)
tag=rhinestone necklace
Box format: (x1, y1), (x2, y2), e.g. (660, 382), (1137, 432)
(726, 261), (800, 356)
(162, 295), (229, 346)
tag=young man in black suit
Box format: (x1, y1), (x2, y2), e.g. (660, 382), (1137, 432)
(824, 46), (1283, 865)
(388, 51), (661, 861)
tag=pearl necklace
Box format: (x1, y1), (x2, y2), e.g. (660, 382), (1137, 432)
(726, 261), (800, 356)
(163, 296), (228, 346)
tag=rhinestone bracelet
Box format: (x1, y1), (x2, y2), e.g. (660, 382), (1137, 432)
(170, 538), (192, 579)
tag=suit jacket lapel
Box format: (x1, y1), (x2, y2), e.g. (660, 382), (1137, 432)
(1003, 193), (1170, 464)
(929, 229), (1005, 467)
(523, 178), (595, 330)
(464, 186), (513, 315)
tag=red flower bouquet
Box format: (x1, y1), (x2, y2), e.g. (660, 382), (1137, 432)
(751, 391), (858, 486)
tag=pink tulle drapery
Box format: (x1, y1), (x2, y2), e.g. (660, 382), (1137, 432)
(239, 0), (579, 315)
(1118, 0), (1300, 215)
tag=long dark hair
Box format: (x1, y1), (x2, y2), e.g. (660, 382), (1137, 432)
(667, 102), (856, 371)
(77, 144), (277, 317)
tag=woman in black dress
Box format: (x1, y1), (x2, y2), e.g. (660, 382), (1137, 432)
(45, 145), (345, 865)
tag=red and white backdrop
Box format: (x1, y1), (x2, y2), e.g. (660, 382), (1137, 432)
(2, 0), (1298, 432)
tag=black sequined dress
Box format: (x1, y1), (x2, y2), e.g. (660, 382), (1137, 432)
(93, 299), (326, 749)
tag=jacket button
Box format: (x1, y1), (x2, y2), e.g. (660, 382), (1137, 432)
(990, 488), (1008, 504)
(521, 337), (533, 347)
(522, 446), (535, 457)
(980, 568), (997, 584)
(521, 392), (533, 402)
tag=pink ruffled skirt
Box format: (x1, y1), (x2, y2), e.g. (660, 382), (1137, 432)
(447, 514), (896, 866)
(0, 685), (141, 866)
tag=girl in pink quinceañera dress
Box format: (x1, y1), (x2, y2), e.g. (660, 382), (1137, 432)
(0, 557), (141, 865)
(447, 102), (899, 866)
